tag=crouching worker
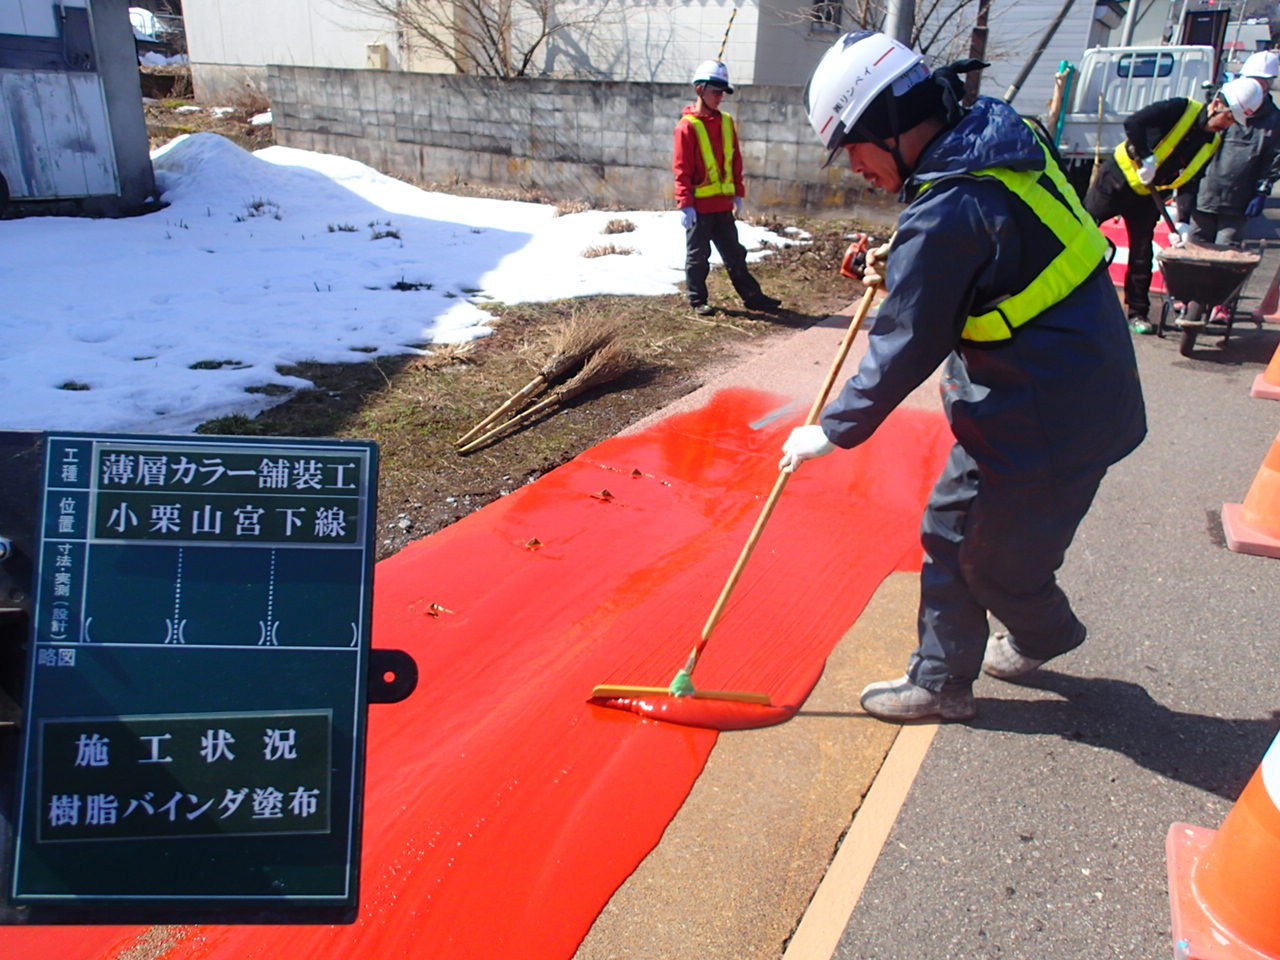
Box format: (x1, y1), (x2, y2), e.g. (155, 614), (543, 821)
(781, 30), (1147, 723)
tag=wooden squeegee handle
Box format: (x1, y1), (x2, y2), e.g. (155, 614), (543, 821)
(696, 279), (882, 648)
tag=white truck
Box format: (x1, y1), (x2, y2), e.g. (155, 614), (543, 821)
(1044, 45), (1219, 195)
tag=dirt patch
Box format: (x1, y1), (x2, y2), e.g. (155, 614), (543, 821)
(143, 76), (275, 154)
(194, 227), (876, 560)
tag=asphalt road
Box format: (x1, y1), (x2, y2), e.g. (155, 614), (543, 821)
(833, 221), (1280, 960)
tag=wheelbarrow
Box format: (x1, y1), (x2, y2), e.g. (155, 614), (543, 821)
(1155, 243), (1262, 357)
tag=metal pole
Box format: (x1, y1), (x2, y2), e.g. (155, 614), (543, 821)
(1003, 0), (1077, 104)
(1121, 0), (1140, 46)
(883, 0), (916, 46)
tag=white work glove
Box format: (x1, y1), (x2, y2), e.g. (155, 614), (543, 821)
(1170, 222), (1190, 246)
(779, 425), (836, 474)
(680, 207), (697, 229)
(734, 196), (744, 215)
(1137, 155), (1158, 186)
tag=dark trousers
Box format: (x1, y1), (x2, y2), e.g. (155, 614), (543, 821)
(908, 443), (1104, 691)
(685, 210), (764, 306)
(1084, 175), (1157, 319)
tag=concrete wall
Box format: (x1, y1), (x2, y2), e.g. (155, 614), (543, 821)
(266, 65), (874, 212)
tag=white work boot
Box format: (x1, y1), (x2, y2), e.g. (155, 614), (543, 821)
(859, 674), (976, 722)
(981, 632), (1045, 679)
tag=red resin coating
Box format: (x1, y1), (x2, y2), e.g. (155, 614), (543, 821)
(2, 388), (949, 960)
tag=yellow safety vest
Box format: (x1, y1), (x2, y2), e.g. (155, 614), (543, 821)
(683, 113), (737, 198)
(923, 125), (1110, 344)
(1113, 99), (1220, 195)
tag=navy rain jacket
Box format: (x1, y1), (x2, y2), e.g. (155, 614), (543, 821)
(820, 97), (1147, 483)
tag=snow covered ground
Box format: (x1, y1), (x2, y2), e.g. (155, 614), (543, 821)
(1, 133), (796, 434)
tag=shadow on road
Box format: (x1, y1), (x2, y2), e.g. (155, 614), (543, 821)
(973, 670), (1280, 800)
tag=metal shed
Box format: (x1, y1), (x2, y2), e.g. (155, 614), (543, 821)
(1, 0), (157, 217)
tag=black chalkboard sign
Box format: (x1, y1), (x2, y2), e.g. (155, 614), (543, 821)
(7, 432), (379, 923)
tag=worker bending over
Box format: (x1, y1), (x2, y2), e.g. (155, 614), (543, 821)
(1084, 79), (1260, 333)
(781, 30), (1146, 723)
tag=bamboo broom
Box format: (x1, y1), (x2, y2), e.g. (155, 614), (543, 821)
(454, 319), (619, 448)
(457, 341), (633, 454)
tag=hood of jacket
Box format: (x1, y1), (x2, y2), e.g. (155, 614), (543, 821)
(908, 97), (1044, 191)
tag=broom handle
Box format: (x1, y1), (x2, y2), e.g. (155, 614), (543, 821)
(455, 373), (549, 446)
(689, 279), (882, 669)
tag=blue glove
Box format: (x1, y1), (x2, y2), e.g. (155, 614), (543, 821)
(734, 196), (744, 215)
(1245, 193), (1267, 218)
(680, 207), (696, 229)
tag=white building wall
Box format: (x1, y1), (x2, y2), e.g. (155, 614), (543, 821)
(968, 0), (1104, 115)
(184, 0), (400, 97)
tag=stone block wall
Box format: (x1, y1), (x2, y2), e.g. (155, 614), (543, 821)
(265, 66), (876, 213)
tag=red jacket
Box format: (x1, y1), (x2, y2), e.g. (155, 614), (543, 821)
(673, 104), (745, 214)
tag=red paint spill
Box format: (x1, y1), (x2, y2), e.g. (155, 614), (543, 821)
(1, 387), (950, 960)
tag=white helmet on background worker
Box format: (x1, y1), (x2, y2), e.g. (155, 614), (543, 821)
(692, 59), (733, 94)
(1219, 76), (1265, 125)
(1241, 49), (1279, 79)
(804, 30), (928, 165)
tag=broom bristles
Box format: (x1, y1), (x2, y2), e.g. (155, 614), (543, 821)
(541, 318), (619, 378)
(455, 319), (619, 446)
(457, 342), (633, 454)
(547, 341), (632, 402)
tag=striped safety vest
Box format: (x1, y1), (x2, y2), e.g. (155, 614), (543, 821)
(682, 113), (737, 198)
(923, 124), (1110, 344)
(1113, 99), (1220, 195)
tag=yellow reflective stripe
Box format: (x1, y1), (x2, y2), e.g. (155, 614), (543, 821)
(1159, 136), (1219, 190)
(919, 123), (1108, 343)
(1113, 100), (1217, 195)
(684, 114), (736, 198)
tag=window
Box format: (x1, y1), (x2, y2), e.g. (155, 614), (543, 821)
(811, 1), (844, 33)
(1115, 52), (1175, 79)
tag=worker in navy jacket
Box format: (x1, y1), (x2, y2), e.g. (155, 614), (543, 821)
(784, 31), (1146, 723)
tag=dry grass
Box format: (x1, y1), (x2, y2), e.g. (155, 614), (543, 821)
(582, 243), (635, 258)
(603, 219), (637, 234)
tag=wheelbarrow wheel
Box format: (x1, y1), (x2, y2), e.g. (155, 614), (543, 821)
(1177, 301), (1204, 357)
(1179, 325), (1200, 356)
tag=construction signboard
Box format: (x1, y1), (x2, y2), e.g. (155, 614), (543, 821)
(5, 432), (380, 924)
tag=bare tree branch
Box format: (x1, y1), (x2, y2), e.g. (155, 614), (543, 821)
(338, 0), (602, 78)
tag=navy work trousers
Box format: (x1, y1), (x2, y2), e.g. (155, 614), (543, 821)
(908, 443), (1104, 692)
(684, 210), (763, 306)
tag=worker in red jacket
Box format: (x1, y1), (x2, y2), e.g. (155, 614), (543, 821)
(673, 60), (780, 316)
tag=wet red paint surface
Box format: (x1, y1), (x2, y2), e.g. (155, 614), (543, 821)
(3, 387), (950, 960)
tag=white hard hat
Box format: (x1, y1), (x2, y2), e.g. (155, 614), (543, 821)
(1241, 50), (1279, 79)
(804, 30), (925, 163)
(1219, 76), (1265, 124)
(692, 60), (733, 94)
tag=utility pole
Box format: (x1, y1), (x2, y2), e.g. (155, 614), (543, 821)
(1121, 0), (1140, 45)
(965, 0), (992, 103)
(883, 0), (916, 45)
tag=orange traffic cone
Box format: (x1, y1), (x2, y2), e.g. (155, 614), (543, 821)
(1253, 260), (1280, 323)
(1251, 341), (1280, 400)
(1221, 431), (1280, 558)
(1167, 733), (1280, 959)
